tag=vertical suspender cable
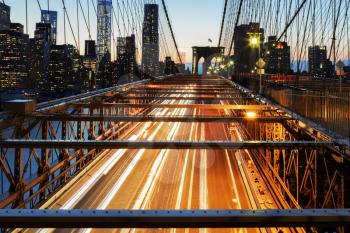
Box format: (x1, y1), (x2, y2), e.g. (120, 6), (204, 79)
(276, 0), (307, 42)
(228, 0), (244, 56)
(25, 0), (28, 34)
(161, 0), (182, 64)
(347, 0), (350, 66)
(63, 3), (66, 44)
(87, 0), (91, 33)
(77, 0), (81, 51)
(218, 0), (229, 47)
(79, 0), (92, 40)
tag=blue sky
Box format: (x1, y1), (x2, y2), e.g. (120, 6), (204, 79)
(6, 0), (223, 62)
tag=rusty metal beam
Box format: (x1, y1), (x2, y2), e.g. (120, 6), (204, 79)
(0, 140), (333, 150)
(0, 209), (349, 228)
(30, 115), (291, 123)
(125, 91), (243, 95)
(116, 96), (255, 101)
(75, 103), (273, 110)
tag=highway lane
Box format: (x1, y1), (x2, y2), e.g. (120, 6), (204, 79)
(26, 78), (299, 233)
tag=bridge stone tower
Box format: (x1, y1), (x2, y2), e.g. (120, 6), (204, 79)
(192, 46), (225, 75)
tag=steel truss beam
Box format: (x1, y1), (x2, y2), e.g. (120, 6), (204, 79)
(125, 91), (243, 95)
(1, 209), (349, 228)
(74, 103), (273, 110)
(31, 115), (291, 123)
(0, 140), (333, 149)
(36, 80), (150, 111)
(117, 96), (255, 101)
(132, 88), (240, 92)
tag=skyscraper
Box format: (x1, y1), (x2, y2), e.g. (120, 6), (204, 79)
(83, 40), (97, 90)
(0, 2), (10, 31)
(142, 4), (159, 78)
(41, 10), (58, 45)
(28, 23), (52, 89)
(116, 35), (137, 83)
(85, 40), (97, 59)
(97, 0), (112, 61)
(0, 23), (29, 89)
(264, 36), (291, 74)
(308, 46), (333, 77)
(48, 44), (79, 94)
(234, 23), (264, 74)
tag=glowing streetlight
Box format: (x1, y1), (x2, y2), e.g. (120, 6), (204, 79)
(249, 33), (263, 95)
(246, 111), (257, 119)
(250, 37), (259, 47)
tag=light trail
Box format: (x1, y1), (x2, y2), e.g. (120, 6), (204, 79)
(30, 77), (301, 233)
(127, 98), (190, 233)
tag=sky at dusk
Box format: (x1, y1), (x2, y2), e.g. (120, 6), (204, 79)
(5, 0), (223, 63)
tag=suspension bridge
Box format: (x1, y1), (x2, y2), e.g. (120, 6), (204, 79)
(0, 0), (350, 233)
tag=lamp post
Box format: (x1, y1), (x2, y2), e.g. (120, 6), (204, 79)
(249, 34), (264, 95)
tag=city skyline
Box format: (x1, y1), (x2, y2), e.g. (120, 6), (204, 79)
(7, 0), (222, 63)
(1, 1), (350, 232)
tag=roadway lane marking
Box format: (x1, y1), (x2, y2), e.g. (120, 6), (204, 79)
(81, 98), (180, 233)
(126, 98), (188, 233)
(199, 119), (208, 233)
(175, 108), (196, 210)
(225, 150), (242, 209)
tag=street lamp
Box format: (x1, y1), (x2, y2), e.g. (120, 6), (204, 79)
(249, 34), (263, 95)
(250, 37), (259, 47)
(246, 111), (257, 119)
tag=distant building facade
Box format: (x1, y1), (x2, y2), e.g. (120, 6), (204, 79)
(28, 23), (52, 89)
(0, 23), (29, 89)
(116, 34), (137, 80)
(264, 36), (291, 74)
(142, 4), (159, 78)
(308, 46), (333, 77)
(41, 10), (58, 45)
(48, 44), (80, 94)
(234, 22), (264, 74)
(0, 2), (10, 30)
(83, 40), (97, 90)
(97, 0), (112, 61)
(164, 57), (177, 75)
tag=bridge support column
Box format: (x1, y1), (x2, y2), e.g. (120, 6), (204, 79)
(59, 120), (69, 184)
(38, 121), (49, 203)
(11, 125), (24, 208)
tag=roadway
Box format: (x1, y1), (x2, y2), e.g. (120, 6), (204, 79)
(25, 76), (298, 233)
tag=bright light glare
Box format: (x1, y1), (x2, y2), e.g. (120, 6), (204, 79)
(251, 37), (258, 45)
(246, 111), (257, 118)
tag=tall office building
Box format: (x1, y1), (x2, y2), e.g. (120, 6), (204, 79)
(234, 22), (264, 74)
(308, 46), (333, 77)
(117, 35), (136, 75)
(164, 57), (177, 75)
(97, 0), (112, 61)
(28, 23), (52, 89)
(0, 23), (29, 89)
(0, 2), (10, 30)
(48, 44), (79, 94)
(41, 10), (58, 45)
(83, 40), (97, 90)
(264, 36), (291, 74)
(142, 4), (159, 78)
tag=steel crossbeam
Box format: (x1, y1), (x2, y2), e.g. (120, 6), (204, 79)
(0, 140), (332, 149)
(30, 115), (291, 123)
(0, 209), (349, 228)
